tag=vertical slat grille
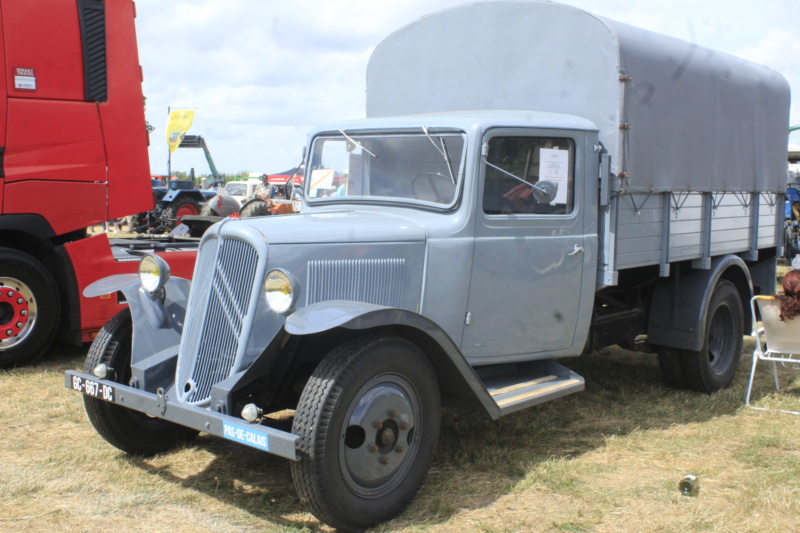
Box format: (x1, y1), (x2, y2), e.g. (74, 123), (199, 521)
(307, 258), (405, 307)
(177, 237), (260, 405)
(77, 0), (107, 102)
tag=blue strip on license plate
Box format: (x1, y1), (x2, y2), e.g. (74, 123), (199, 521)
(70, 374), (115, 402)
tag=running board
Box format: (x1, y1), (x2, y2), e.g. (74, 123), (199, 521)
(478, 360), (584, 416)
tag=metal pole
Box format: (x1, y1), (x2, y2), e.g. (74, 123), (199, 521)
(167, 106), (171, 178)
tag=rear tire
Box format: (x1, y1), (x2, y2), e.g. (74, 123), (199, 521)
(0, 249), (60, 367)
(239, 199), (271, 218)
(83, 309), (198, 456)
(785, 224), (798, 260)
(291, 336), (440, 531)
(657, 347), (687, 389)
(164, 196), (200, 229)
(681, 280), (743, 393)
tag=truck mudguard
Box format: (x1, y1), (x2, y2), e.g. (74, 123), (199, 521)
(84, 274), (190, 373)
(286, 300), (496, 415)
(0, 213), (55, 241)
(647, 255), (752, 351)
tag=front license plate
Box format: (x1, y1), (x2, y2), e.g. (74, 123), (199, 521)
(70, 375), (115, 402)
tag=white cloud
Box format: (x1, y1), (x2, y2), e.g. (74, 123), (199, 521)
(134, 0), (800, 175)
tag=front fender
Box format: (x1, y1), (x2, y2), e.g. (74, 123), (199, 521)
(162, 189), (205, 203)
(284, 300), (387, 335)
(285, 300), (500, 417)
(84, 275), (191, 367)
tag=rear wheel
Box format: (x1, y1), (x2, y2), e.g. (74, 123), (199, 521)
(291, 336), (440, 531)
(0, 249), (60, 367)
(164, 196), (200, 229)
(785, 223), (798, 260)
(83, 308), (198, 456)
(681, 280), (743, 392)
(239, 199), (271, 218)
(657, 347), (687, 389)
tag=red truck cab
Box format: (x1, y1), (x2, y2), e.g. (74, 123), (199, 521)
(0, 0), (196, 366)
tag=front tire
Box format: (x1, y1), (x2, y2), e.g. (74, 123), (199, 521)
(291, 336), (441, 531)
(681, 280), (743, 392)
(0, 249), (60, 367)
(83, 308), (198, 456)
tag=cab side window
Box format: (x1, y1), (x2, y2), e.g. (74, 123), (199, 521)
(483, 137), (574, 215)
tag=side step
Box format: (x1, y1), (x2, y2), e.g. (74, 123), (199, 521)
(479, 359), (584, 417)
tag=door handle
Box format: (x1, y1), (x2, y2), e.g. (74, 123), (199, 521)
(568, 244), (584, 256)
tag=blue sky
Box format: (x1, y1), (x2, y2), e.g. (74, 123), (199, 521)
(134, 0), (800, 176)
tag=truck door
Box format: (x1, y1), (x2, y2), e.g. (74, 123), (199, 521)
(461, 130), (589, 362)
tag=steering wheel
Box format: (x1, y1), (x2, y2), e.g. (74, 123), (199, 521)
(411, 172), (454, 203)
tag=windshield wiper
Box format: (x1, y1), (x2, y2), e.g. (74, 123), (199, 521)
(482, 159), (554, 198)
(422, 125), (456, 184)
(338, 129), (378, 158)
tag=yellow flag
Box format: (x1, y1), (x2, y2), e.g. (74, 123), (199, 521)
(166, 109), (195, 153)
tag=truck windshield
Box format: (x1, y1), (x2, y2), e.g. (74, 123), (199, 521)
(306, 131), (465, 206)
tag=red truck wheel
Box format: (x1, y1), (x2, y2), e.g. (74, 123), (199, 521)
(166, 197), (200, 220)
(0, 249), (60, 367)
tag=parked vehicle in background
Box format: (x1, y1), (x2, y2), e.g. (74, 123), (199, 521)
(130, 178), (215, 234)
(785, 152), (800, 260)
(0, 0), (197, 366)
(220, 178), (262, 205)
(67, 1), (789, 530)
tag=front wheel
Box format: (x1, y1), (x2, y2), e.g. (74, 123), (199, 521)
(291, 336), (441, 531)
(83, 309), (198, 456)
(681, 280), (743, 392)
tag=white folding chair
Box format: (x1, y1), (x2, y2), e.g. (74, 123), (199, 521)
(745, 295), (800, 414)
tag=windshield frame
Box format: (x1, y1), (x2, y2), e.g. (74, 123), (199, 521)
(304, 128), (468, 210)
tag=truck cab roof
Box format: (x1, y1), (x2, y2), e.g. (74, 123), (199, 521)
(309, 110), (599, 138)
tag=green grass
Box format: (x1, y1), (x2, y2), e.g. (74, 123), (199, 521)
(3, 334), (800, 532)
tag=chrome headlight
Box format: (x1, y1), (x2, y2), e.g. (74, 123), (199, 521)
(138, 254), (171, 294)
(264, 269), (298, 315)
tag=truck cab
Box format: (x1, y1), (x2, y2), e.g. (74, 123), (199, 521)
(301, 113), (598, 363)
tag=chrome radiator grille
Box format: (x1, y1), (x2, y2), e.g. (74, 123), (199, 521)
(306, 258), (405, 307)
(176, 237), (260, 405)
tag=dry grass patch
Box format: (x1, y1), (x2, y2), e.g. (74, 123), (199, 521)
(3, 321), (800, 531)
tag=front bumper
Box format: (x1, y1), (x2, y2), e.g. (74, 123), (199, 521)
(65, 370), (299, 460)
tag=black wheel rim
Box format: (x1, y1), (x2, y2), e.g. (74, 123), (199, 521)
(707, 303), (735, 373)
(339, 372), (423, 498)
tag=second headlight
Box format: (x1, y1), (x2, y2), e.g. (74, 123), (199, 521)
(264, 269), (298, 314)
(138, 254), (171, 294)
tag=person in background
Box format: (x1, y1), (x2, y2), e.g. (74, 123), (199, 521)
(254, 174), (271, 200)
(778, 268), (800, 321)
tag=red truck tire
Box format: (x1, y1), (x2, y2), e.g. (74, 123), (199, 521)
(0, 248), (60, 367)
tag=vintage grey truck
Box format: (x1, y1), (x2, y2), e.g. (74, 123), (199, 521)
(66, 1), (790, 530)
